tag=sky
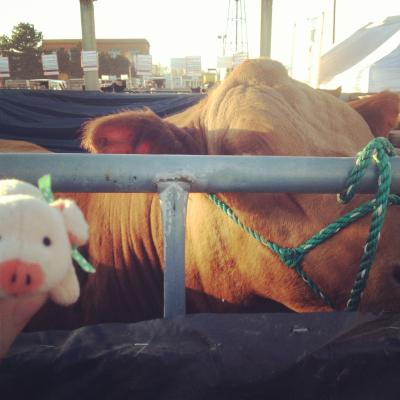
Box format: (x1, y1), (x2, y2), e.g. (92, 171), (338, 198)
(0, 0), (399, 71)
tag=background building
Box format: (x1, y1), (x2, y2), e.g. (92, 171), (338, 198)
(42, 38), (150, 89)
(43, 38), (150, 63)
(168, 56), (202, 89)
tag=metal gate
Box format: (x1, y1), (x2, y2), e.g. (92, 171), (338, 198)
(1, 152), (399, 316)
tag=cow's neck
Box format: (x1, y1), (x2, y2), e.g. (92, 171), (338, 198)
(188, 191), (372, 313)
(81, 192), (165, 325)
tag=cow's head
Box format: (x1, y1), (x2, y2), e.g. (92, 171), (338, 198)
(80, 59), (400, 313)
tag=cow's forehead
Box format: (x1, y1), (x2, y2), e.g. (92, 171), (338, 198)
(201, 59), (372, 157)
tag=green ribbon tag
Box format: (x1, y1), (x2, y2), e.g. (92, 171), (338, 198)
(38, 174), (54, 203)
(37, 174), (96, 274)
(72, 245), (96, 273)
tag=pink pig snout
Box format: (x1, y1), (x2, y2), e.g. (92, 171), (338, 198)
(0, 259), (44, 296)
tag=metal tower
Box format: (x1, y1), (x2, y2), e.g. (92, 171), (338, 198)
(224, 0), (249, 58)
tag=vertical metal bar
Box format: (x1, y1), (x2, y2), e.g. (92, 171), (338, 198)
(158, 181), (190, 318)
(79, 0), (100, 90)
(260, 0), (273, 58)
(332, 0), (337, 44)
(235, 0), (239, 52)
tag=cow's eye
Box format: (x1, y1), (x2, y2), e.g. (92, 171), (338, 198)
(43, 237), (52, 246)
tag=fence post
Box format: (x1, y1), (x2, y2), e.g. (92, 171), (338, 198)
(158, 181), (190, 318)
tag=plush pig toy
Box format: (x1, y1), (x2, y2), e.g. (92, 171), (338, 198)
(0, 177), (90, 306)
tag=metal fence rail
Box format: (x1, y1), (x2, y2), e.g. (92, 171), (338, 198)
(1, 153), (400, 317)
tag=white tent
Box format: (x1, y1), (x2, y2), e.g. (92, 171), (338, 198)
(319, 16), (400, 92)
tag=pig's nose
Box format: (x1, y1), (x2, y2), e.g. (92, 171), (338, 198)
(0, 259), (44, 296)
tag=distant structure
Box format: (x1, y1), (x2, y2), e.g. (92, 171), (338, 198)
(217, 0), (249, 71)
(42, 39), (150, 64)
(168, 56), (203, 90)
(224, 0), (248, 59)
(42, 38), (150, 90)
(319, 16), (400, 93)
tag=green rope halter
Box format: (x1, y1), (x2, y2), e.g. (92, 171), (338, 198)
(209, 137), (400, 312)
(38, 174), (96, 274)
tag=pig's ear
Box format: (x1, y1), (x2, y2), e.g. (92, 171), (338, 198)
(49, 267), (80, 305)
(349, 91), (400, 137)
(51, 199), (89, 246)
(80, 108), (206, 155)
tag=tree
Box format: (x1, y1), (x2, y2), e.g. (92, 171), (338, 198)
(98, 52), (113, 77)
(98, 52), (131, 78)
(112, 54), (131, 77)
(0, 23), (43, 79)
(0, 35), (11, 52)
(69, 45), (83, 78)
(56, 48), (71, 76)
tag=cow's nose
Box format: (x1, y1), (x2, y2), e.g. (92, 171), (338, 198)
(0, 259), (44, 296)
(392, 264), (400, 285)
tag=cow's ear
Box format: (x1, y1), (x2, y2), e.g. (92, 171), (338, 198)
(348, 91), (400, 137)
(80, 108), (206, 155)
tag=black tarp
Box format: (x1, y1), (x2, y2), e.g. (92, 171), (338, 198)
(0, 89), (203, 152)
(1, 312), (400, 400)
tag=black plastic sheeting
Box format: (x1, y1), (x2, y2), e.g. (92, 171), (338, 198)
(1, 312), (400, 400)
(0, 89), (203, 152)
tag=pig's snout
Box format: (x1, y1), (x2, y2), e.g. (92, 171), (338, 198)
(0, 259), (44, 296)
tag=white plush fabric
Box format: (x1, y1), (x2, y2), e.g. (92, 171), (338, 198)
(0, 179), (42, 198)
(0, 180), (89, 306)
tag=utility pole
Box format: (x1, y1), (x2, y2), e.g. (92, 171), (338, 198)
(235, 0), (239, 52)
(332, 0), (337, 44)
(260, 0), (273, 58)
(79, 0), (99, 90)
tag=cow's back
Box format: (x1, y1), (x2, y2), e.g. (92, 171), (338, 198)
(0, 139), (49, 153)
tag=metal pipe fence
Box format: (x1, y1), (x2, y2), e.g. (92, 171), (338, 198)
(1, 153), (400, 317)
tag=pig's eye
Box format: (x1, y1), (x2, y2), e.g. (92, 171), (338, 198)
(43, 237), (52, 246)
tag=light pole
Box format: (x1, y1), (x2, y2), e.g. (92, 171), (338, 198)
(79, 0), (99, 90)
(217, 34), (227, 56)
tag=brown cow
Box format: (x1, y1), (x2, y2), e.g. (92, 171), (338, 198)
(348, 91), (400, 136)
(2, 59), (400, 340)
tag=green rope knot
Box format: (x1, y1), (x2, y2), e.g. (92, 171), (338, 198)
(279, 248), (305, 268)
(342, 137), (395, 311)
(338, 137), (395, 204)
